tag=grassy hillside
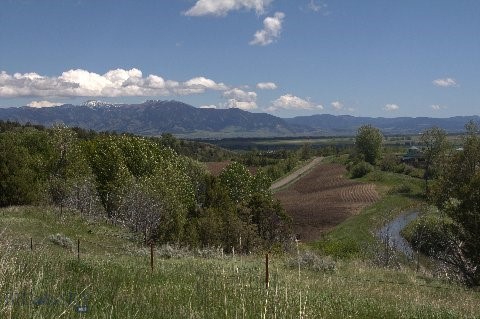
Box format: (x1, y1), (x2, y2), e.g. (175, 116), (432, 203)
(1, 206), (479, 318)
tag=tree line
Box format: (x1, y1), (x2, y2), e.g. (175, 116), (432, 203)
(0, 121), (291, 252)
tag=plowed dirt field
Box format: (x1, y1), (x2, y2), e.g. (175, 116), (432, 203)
(275, 163), (379, 242)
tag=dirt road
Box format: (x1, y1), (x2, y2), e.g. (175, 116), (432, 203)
(269, 157), (323, 192)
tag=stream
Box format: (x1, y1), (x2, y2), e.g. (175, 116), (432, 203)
(378, 211), (420, 259)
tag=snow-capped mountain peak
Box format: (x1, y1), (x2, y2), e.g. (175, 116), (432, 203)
(81, 100), (113, 108)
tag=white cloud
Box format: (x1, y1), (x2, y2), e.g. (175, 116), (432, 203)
(256, 82), (277, 90)
(383, 104), (399, 112)
(433, 77), (458, 87)
(200, 105), (218, 109)
(250, 12), (285, 46)
(222, 88), (258, 110)
(431, 104), (447, 111)
(268, 94), (323, 112)
(184, 0), (272, 17)
(226, 100), (257, 110)
(308, 0), (327, 13)
(331, 101), (343, 111)
(223, 88), (257, 101)
(0, 69), (228, 98)
(26, 100), (63, 108)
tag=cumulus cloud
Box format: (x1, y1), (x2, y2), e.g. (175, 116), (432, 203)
(222, 88), (258, 110)
(267, 94), (323, 112)
(250, 12), (285, 46)
(256, 82), (277, 90)
(383, 104), (399, 112)
(200, 105), (218, 109)
(331, 101), (343, 111)
(26, 100), (63, 108)
(433, 77), (458, 87)
(184, 0), (272, 16)
(0, 69), (228, 98)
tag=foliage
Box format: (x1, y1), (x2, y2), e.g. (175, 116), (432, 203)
(429, 121), (480, 285)
(420, 127), (450, 195)
(355, 125), (384, 165)
(0, 122), (291, 252)
(48, 233), (74, 251)
(350, 161), (374, 178)
(218, 162), (252, 204)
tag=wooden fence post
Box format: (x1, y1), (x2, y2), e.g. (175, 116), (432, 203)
(265, 253), (269, 289)
(150, 241), (154, 272)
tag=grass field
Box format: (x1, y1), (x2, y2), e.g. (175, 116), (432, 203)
(1, 205), (480, 318)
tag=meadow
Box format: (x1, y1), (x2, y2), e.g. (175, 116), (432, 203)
(2, 205), (480, 318)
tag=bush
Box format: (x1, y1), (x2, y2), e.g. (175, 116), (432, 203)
(401, 211), (458, 255)
(380, 153), (399, 172)
(387, 183), (412, 195)
(48, 233), (74, 251)
(350, 161), (373, 178)
(288, 251), (336, 272)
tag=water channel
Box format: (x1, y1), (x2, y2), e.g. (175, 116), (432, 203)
(378, 211), (420, 259)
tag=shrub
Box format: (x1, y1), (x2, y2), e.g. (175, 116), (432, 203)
(350, 161), (373, 178)
(288, 251), (336, 272)
(380, 153), (399, 172)
(387, 183), (412, 195)
(48, 233), (74, 251)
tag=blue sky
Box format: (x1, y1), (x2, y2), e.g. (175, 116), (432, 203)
(0, 0), (479, 118)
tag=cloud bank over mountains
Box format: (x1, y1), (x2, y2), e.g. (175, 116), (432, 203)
(0, 69), (228, 99)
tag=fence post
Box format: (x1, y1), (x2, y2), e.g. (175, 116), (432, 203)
(265, 253), (269, 289)
(150, 241), (154, 272)
(416, 250), (420, 272)
(77, 239), (80, 260)
(30, 237), (33, 251)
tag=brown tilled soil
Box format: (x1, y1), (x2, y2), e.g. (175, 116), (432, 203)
(274, 163), (379, 242)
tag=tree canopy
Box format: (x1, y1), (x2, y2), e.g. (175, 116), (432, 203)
(355, 125), (384, 165)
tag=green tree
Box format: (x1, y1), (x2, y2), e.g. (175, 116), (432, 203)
(355, 125), (383, 165)
(85, 137), (132, 217)
(420, 127), (450, 196)
(0, 133), (38, 206)
(431, 121), (480, 285)
(218, 162), (252, 204)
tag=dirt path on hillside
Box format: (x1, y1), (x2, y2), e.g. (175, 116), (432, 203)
(270, 157), (323, 192)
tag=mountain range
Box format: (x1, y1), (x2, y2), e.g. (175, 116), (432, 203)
(0, 100), (478, 138)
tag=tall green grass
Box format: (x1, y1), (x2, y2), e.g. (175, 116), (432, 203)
(1, 206), (479, 318)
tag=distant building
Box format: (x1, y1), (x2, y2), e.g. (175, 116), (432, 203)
(401, 146), (424, 163)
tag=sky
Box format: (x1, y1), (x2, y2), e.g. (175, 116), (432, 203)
(0, 0), (479, 118)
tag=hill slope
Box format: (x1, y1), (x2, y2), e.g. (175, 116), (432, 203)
(1, 206), (479, 318)
(286, 114), (480, 135)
